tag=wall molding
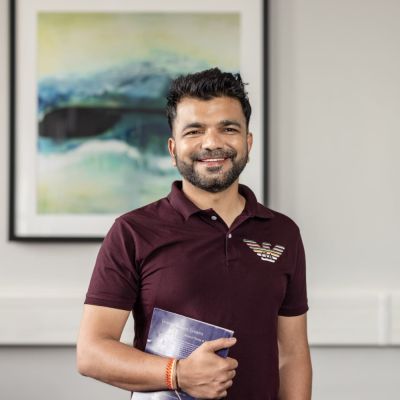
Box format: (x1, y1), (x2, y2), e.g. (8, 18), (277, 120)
(0, 291), (399, 345)
(307, 291), (396, 345)
(0, 294), (134, 345)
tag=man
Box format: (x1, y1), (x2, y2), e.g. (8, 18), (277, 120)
(77, 68), (312, 399)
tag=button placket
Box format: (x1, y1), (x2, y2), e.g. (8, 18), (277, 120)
(225, 231), (234, 267)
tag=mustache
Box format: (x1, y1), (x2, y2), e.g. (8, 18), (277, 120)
(191, 149), (237, 161)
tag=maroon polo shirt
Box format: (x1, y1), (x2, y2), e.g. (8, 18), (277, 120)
(85, 180), (308, 400)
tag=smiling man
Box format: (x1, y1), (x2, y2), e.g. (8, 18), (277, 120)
(77, 68), (312, 400)
(170, 96), (250, 192)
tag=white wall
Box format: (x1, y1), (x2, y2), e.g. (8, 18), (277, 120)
(269, 0), (400, 291)
(268, 0), (400, 344)
(1, 0), (400, 398)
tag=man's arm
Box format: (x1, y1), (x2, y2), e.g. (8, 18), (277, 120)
(77, 304), (238, 398)
(277, 313), (312, 400)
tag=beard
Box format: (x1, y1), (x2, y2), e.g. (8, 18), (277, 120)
(174, 147), (249, 193)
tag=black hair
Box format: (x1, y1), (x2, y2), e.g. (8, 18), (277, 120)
(166, 67), (252, 131)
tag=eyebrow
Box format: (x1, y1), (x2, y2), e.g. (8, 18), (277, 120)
(218, 119), (242, 128)
(180, 119), (243, 134)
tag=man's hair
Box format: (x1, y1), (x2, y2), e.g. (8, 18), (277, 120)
(166, 67), (252, 132)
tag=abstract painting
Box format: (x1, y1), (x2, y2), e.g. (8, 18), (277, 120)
(10, 0), (264, 240)
(37, 13), (240, 214)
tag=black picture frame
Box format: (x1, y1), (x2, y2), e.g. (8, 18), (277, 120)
(9, 0), (268, 241)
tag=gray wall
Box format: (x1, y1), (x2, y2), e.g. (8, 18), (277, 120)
(1, 0), (400, 398)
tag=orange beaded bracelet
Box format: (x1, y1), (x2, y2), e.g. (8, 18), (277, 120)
(165, 358), (176, 390)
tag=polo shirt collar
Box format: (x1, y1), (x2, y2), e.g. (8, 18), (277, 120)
(167, 180), (274, 220)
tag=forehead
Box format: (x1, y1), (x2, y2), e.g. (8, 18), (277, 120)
(174, 96), (245, 126)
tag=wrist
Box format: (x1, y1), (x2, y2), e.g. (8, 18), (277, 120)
(176, 358), (188, 391)
(175, 359), (181, 391)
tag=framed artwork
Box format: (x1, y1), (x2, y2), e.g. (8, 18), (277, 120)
(9, 0), (267, 241)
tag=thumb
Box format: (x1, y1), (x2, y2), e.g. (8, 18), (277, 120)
(203, 337), (237, 353)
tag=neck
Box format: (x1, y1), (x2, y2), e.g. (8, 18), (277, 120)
(181, 179), (245, 227)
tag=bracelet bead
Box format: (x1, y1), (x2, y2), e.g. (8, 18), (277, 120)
(165, 358), (175, 390)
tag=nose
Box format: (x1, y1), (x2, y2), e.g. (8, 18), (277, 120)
(201, 128), (223, 150)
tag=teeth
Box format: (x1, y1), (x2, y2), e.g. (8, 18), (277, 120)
(201, 158), (225, 162)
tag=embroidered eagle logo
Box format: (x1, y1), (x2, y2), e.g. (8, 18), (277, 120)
(243, 239), (285, 263)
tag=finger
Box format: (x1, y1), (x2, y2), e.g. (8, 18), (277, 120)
(213, 379), (233, 399)
(220, 374), (235, 387)
(203, 337), (237, 352)
(223, 379), (234, 389)
(215, 390), (228, 399)
(226, 357), (239, 369)
(219, 369), (236, 383)
(218, 390), (228, 399)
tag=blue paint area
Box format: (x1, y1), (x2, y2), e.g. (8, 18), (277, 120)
(36, 57), (214, 214)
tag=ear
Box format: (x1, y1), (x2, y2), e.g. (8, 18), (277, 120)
(168, 137), (177, 166)
(247, 132), (253, 160)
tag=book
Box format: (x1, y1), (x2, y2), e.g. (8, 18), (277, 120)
(131, 308), (234, 400)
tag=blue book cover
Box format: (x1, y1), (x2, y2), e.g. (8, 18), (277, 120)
(131, 308), (234, 400)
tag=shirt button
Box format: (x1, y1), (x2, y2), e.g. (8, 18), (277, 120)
(228, 233), (232, 238)
(211, 215), (217, 221)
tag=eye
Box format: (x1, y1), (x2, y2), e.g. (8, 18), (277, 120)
(184, 130), (202, 136)
(224, 127), (239, 133)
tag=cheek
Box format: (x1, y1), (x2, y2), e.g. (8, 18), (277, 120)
(175, 142), (197, 159)
(231, 139), (248, 154)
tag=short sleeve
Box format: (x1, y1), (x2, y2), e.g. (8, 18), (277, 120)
(278, 231), (309, 316)
(84, 218), (139, 311)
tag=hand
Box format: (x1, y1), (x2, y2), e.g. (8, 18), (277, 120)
(177, 337), (238, 399)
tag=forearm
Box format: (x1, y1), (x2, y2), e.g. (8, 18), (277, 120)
(278, 352), (312, 400)
(77, 337), (169, 391)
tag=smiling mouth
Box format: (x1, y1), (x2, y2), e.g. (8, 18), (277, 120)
(198, 158), (228, 166)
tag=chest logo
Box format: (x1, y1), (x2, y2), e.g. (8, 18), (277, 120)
(243, 239), (285, 263)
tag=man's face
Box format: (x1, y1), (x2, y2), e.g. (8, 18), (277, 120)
(168, 96), (253, 193)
